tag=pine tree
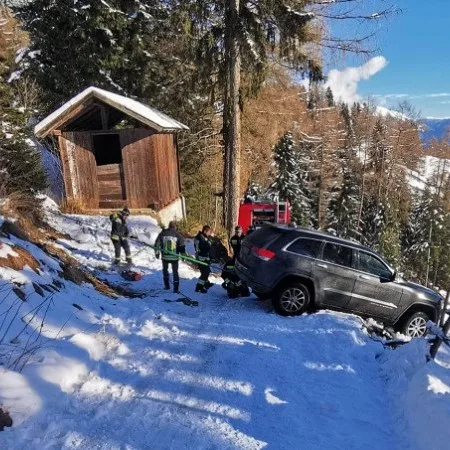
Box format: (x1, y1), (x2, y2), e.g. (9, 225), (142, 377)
(326, 103), (360, 238)
(378, 208), (402, 266)
(174, 0), (322, 232)
(369, 118), (391, 175)
(327, 160), (361, 239)
(359, 194), (385, 249)
(0, 9), (46, 198)
(243, 179), (262, 203)
(15, 0), (196, 116)
(270, 132), (312, 226)
(325, 87), (334, 107)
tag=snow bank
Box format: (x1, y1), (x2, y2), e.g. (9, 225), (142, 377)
(0, 369), (42, 426)
(380, 339), (450, 450)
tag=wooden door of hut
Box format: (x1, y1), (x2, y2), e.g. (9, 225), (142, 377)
(92, 133), (126, 208)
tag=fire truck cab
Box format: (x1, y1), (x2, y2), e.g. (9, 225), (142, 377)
(238, 198), (291, 234)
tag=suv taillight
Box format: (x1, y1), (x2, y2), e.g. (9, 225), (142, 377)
(252, 246), (276, 261)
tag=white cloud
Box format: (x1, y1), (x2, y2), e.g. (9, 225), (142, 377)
(427, 93), (450, 98)
(376, 92), (450, 102)
(325, 56), (388, 104)
(374, 93), (409, 99)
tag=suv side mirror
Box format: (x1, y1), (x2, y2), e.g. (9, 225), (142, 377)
(380, 271), (396, 283)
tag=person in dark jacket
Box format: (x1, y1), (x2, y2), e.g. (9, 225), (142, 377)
(221, 257), (250, 299)
(194, 225), (213, 293)
(155, 221), (185, 293)
(110, 208), (132, 264)
(229, 225), (245, 258)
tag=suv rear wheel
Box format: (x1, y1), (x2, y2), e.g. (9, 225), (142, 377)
(273, 282), (310, 316)
(402, 311), (429, 338)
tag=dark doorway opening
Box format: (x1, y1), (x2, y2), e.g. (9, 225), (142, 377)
(93, 134), (122, 166)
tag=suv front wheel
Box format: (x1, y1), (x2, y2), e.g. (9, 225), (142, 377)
(402, 311), (429, 338)
(273, 282), (310, 316)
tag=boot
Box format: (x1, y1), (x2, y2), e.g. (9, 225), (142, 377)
(125, 257), (133, 265)
(195, 283), (208, 294)
(205, 281), (214, 289)
(173, 282), (180, 294)
(164, 276), (170, 290)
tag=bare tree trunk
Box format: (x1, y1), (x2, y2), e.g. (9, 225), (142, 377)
(317, 143), (324, 228)
(222, 0), (241, 235)
(425, 221), (433, 287)
(357, 141), (367, 231)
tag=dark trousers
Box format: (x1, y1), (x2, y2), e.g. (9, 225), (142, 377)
(162, 260), (179, 289)
(112, 238), (131, 262)
(199, 264), (211, 283)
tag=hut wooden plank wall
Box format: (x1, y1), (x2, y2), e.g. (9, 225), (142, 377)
(35, 87), (188, 210)
(59, 131), (99, 208)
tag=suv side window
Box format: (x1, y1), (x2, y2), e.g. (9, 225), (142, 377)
(322, 243), (353, 268)
(357, 251), (391, 278)
(286, 238), (322, 258)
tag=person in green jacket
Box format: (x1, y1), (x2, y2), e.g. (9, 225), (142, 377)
(155, 221), (186, 294)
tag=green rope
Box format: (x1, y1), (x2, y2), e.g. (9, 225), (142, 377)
(134, 241), (209, 267)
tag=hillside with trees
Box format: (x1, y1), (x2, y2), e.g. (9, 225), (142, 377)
(0, 1), (448, 290)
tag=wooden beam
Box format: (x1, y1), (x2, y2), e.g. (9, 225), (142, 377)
(100, 105), (109, 130)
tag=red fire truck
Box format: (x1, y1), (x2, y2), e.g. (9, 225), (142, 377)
(238, 198), (291, 234)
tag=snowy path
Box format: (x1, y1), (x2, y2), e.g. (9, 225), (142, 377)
(0, 205), (434, 449)
(2, 295), (410, 449)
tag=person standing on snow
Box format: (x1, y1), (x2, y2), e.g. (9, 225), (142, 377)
(229, 225), (245, 258)
(194, 225), (213, 293)
(154, 221), (186, 294)
(110, 208), (132, 265)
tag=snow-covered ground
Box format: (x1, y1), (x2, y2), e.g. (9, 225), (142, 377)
(407, 155), (450, 192)
(0, 203), (449, 449)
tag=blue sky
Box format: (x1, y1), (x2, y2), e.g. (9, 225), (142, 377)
(325, 0), (450, 118)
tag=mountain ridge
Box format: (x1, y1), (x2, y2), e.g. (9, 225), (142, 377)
(421, 117), (450, 144)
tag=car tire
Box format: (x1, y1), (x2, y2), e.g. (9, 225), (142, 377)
(273, 282), (311, 316)
(402, 311), (429, 338)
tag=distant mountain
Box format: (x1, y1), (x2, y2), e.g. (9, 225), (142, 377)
(420, 118), (450, 144)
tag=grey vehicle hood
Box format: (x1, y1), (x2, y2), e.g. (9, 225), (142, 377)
(397, 279), (442, 302)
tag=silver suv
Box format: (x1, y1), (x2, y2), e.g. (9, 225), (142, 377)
(235, 225), (442, 337)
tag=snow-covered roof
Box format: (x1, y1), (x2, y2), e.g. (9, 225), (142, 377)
(34, 87), (189, 138)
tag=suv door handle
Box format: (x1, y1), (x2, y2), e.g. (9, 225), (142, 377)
(359, 274), (371, 280)
(316, 263), (328, 269)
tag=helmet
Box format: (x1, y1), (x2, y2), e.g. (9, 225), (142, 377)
(120, 207), (130, 217)
(235, 225), (242, 232)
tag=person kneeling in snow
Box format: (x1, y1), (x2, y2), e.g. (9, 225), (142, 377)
(154, 221), (186, 294)
(110, 208), (132, 265)
(221, 258), (250, 299)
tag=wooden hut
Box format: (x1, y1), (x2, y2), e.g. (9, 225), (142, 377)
(34, 87), (188, 213)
